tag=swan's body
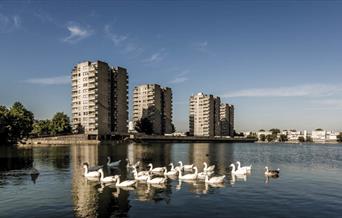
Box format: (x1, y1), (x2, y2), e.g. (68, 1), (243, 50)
(88, 164), (103, 172)
(133, 166), (150, 177)
(148, 163), (165, 173)
(264, 166), (280, 176)
(114, 175), (136, 187)
(178, 166), (198, 180)
(83, 163), (100, 178)
(197, 170), (214, 180)
(164, 166), (178, 176)
(203, 162), (215, 172)
(236, 161), (252, 172)
(98, 169), (116, 183)
(205, 175), (225, 184)
(146, 174), (167, 184)
(230, 163), (247, 175)
(133, 169), (149, 181)
(107, 157), (121, 168)
(178, 161), (194, 171)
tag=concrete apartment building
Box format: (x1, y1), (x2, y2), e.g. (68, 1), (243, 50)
(71, 61), (128, 139)
(220, 103), (235, 137)
(189, 93), (221, 136)
(132, 84), (173, 135)
(189, 93), (234, 137)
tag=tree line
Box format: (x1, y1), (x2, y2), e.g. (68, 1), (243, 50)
(0, 102), (71, 146)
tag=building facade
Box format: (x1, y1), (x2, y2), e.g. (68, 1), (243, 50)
(71, 61), (128, 138)
(220, 103), (234, 137)
(132, 84), (173, 135)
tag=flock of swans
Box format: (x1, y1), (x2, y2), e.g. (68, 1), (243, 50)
(83, 157), (280, 189)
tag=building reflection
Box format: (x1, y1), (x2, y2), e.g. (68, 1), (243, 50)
(71, 144), (130, 217)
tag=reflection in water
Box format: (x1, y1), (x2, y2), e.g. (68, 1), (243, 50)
(2, 143), (342, 218)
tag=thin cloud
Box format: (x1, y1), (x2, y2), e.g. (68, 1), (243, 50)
(143, 51), (166, 63)
(104, 25), (128, 46)
(0, 13), (21, 33)
(193, 41), (208, 52)
(63, 22), (93, 43)
(168, 70), (189, 84)
(223, 84), (342, 98)
(309, 99), (342, 110)
(24, 75), (70, 85)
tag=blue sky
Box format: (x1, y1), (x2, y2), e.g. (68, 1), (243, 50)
(1, 1), (342, 132)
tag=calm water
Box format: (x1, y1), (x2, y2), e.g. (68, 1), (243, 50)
(0, 142), (342, 218)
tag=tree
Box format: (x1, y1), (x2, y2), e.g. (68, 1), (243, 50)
(247, 132), (257, 140)
(171, 123), (176, 133)
(298, 136), (305, 142)
(50, 112), (71, 135)
(269, 128), (280, 135)
(259, 129), (265, 132)
(336, 132), (342, 142)
(32, 119), (51, 136)
(266, 134), (275, 142)
(0, 102), (34, 145)
(135, 118), (153, 135)
(279, 134), (288, 142)
(259, 134), (266, 141)
(306, 136), (313, 142)
(315, 128), (323, 131)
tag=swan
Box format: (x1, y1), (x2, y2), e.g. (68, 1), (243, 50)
(264, 166), (280, 177)
(107, 157), (121, 168)
(114, 175), (136, 187)
(197, 170), (214, 180)
(236, 161), (252, 172)
(126, 158), (140, 169)
(133, 166), (150, 177)
(178, 166), (198, 180)
(205, 174), (225, 184)
(146, 174), (167, 184)
(164, 166), (178, 176)
(133, 168), (149, 181)
(230, 163), (247, 175)
(97, 169), (116, 183)
(178, 161), (194, 171)
(83, 163), (100, 178)
(203, 162), (215, 172)
(148, 163), (165, 173)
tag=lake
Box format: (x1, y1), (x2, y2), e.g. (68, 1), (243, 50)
(0, 142), (341, 218)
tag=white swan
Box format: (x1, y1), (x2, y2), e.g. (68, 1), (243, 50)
(203, 162), (215, 172)
(264, 166), (280, 176)
(146, 174), (167, 184)
(114, 175), (136, 187)
(107, 157), (121, 168)
(83, 163), (100, 178)
(178, 161), (194, 171)
(230, 163), (247, 175)
(133, 166), (150, 177)
(133, 168), (149, 181)
(178, 166), (198, 180)
(126, 158), (140, 169)
(164, 166), (178, 176)
(236, 161), (252, 172)
(205, 174), (225, 184)
(197, 170), (214, 180)
(148, 163), (165, 173)
(98, 169), (116, 183)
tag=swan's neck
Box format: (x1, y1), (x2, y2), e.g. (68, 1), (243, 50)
(107, 157), (111, 165)
(204, 163), (207, 170)
(100, 171), (104, 180)
(84, 166), (88, 175)
(231, 165), (235, 173)
(149, 164), (153, 171)
(265, 167), (269, 173)
(205, 175), (209, 183)
(178, 169), (182, 177)
(170, 163), (174, 170)
(237, 162), (241, 169)
(179, 162), (183, 167)
(194, 167), (198, 175)
(116, 177), (120, 186)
